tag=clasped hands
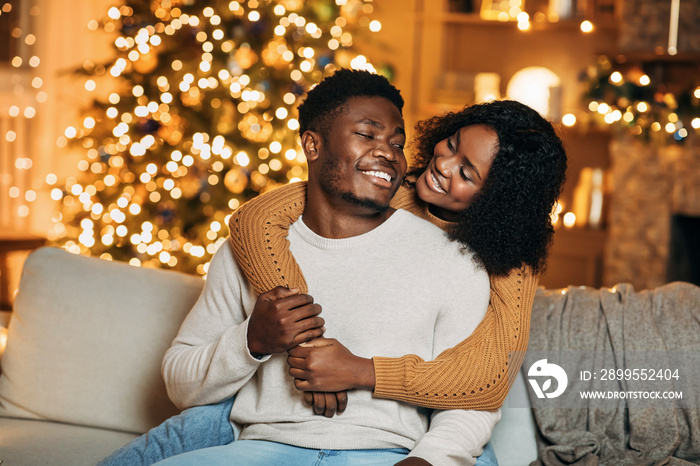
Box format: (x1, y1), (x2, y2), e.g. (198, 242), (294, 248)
(247, 287), (431, 466)
(247, 287), (373, 418)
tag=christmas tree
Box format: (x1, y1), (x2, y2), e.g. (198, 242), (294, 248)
(52, 0), (385, 276)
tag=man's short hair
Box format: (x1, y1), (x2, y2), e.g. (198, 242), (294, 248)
(297, 69), (404, 138)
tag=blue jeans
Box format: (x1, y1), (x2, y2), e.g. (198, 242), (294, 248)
(154, 440), (410, 465)
(98, 398), (237, 466)
(99, 398), (498, 465)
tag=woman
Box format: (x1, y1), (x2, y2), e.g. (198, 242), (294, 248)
(101, 99), (566, 465)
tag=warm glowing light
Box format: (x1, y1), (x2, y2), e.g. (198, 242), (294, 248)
(563, 212), (576, 228)
(506, 67), (560, 118)
(636, 102), (648, 112)
(369, 20), (381, 32)
(562, 114), (576, 126)
(609, 72), (622, 84)
(0, 326), (9, 356)
(275, 107), (288, 119)
(692, 118), (700, 129)
(639, 75), (650, 86)
(580, 20), (593, 33)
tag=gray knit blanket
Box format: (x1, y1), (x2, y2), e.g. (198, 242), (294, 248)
(524, 282), (700, 465)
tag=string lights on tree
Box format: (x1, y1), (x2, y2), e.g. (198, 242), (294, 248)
(582, 55), (700, 144)
(1, 1), (45, 226)
(50, 0), (386, 276)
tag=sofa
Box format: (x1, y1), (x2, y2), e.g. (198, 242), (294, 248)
(0, 247), (538, 466)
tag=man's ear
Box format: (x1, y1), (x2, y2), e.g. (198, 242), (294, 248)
(301, 130), (322, 161)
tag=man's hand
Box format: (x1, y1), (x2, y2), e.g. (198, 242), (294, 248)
(395, 458), (432, 465)
(302, 391), (349, 418)
(287, 338), (375, 392)
(247, 286), (325, 357)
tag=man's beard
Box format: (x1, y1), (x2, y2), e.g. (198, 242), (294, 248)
(319, 153), (390, 213)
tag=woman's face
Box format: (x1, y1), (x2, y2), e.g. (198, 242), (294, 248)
(415, 124), (498, 220)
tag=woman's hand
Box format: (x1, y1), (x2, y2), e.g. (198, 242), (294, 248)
(247, 287), (325, 357)
(287, 338), (375, 392)
(302, 391), (349, 417)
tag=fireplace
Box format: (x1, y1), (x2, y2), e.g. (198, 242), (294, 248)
(668, 214), (700, 286)
(604, 138), (700, 289)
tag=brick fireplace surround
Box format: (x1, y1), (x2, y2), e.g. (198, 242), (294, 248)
(604, 136), (700, 289)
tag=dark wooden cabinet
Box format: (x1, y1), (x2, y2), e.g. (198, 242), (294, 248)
(540, 228), (608, 289)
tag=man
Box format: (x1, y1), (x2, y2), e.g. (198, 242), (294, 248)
(155, 70), (498, 465)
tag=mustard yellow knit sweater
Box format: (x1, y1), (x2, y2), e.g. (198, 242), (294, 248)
(228, 181), (537, 410)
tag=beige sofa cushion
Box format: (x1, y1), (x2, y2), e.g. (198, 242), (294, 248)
(0, 417), (137, 466)
(0, 247), (204, 434)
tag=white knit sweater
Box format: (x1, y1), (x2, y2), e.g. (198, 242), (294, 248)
(162, 210), (499, 465)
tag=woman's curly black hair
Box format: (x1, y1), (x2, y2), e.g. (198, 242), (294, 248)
(408, 100), (567, 277)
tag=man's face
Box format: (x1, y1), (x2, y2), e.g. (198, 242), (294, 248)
(314, 96), (406, 214)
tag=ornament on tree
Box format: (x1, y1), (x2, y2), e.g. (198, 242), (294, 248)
(262, 39), (288, 69)
(180, 86), (205, 108)
(250, 170), (269, 192)
(234, 43), (259, 69)
(180, 174), (203, 199)
(138, 118), (161, 135)
(132, 49), (159, 74)
(224, 166), (248, 194)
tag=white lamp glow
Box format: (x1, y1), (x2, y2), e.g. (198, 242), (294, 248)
(475, 73), (501, 103)
(506, 67), (561, 119)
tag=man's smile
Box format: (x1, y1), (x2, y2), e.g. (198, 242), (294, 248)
(361, 169), (393, 183)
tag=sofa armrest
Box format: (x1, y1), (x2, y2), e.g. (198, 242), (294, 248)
(0, 247), (205, 434)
